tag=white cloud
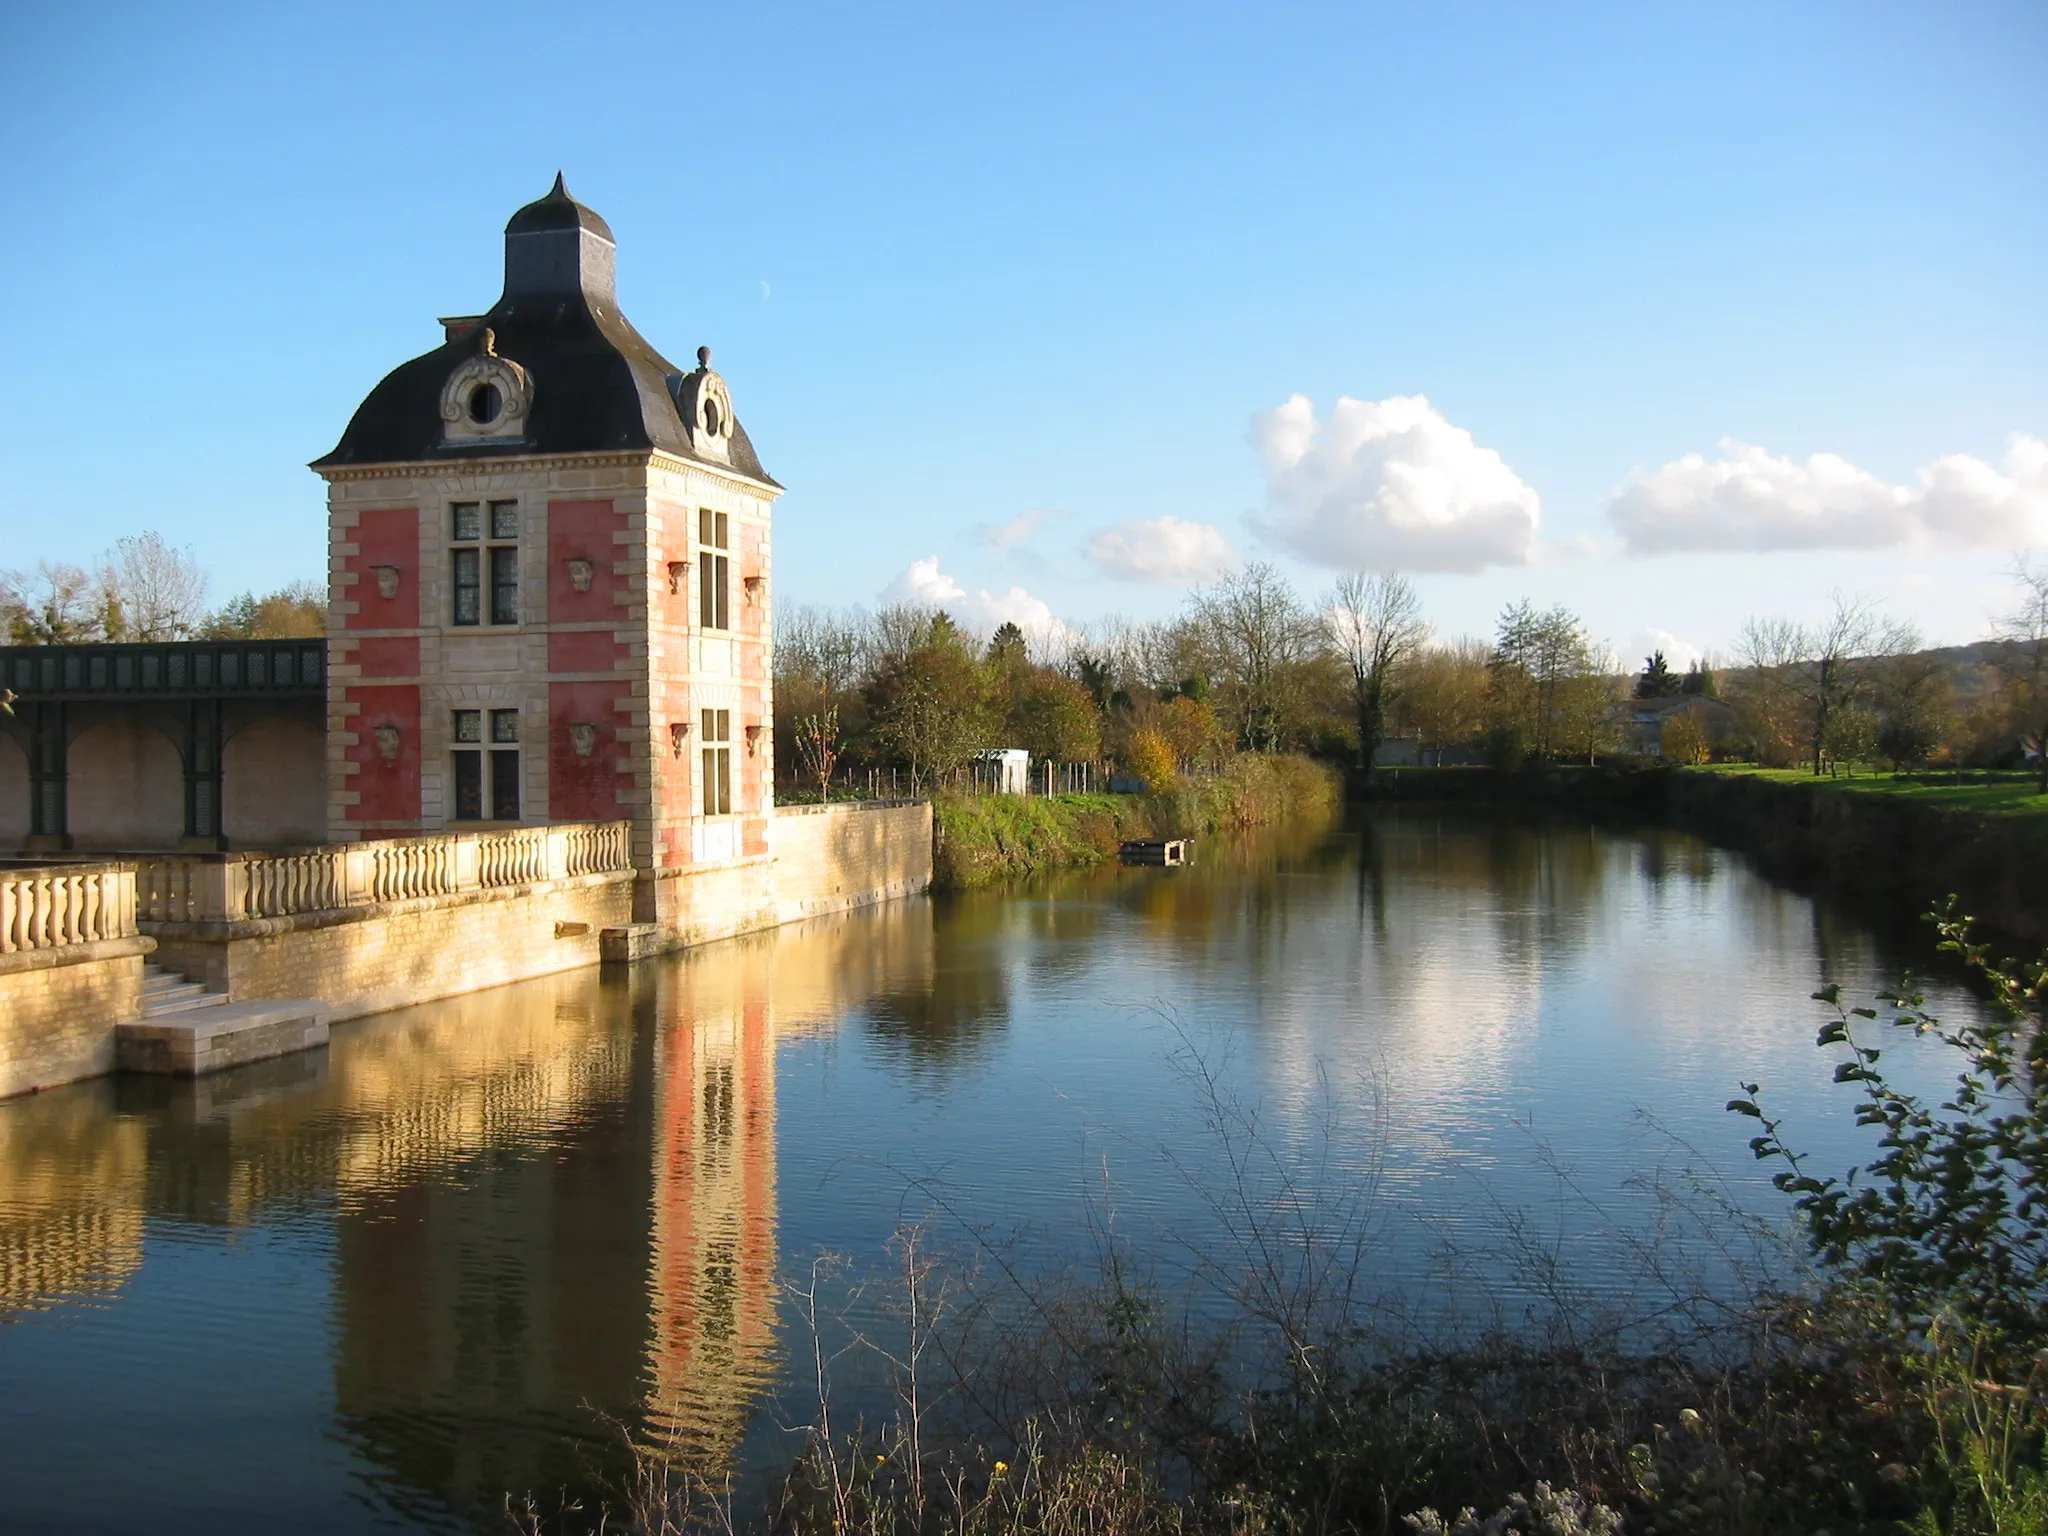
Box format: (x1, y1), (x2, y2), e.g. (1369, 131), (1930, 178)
(1085, 516), (1239, 584)
(1609, 434), (2048, 555)
(1248, 393), (1541, 573)
(1622, 629), (1704, 673)
(881, 556), (1074, 647)
(979, 509), (1058, 550)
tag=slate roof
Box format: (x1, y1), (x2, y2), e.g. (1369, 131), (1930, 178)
(313, 176), (776, 485)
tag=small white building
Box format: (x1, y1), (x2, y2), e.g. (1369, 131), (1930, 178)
(974, 748), (1031, 795)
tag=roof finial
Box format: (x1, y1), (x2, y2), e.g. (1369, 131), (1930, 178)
(550, 170), (570, 199)
(697, 345), (712, 371)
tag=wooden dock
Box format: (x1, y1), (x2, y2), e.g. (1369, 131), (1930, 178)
(1119, 838), (1192, 867)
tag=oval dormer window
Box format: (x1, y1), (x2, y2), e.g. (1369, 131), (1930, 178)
(703, 397), (722, 437)
(468, 383), (503, 425)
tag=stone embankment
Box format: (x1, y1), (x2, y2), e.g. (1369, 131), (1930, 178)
(1360, 765), (2042, 950)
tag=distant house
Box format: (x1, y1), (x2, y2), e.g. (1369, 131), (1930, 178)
(1625, 696), (1737, 758)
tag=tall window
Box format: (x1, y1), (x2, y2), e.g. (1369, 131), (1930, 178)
(700, 708), (731, 815)
(452, 708), (520, 821)
(697, 508), (729, 631)
(452, 500), (520, 626)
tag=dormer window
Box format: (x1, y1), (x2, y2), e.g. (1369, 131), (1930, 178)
(440, 331), (530, 447)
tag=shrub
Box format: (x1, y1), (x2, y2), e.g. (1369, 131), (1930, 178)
(1127, 730), (1178, 794)
(1660, 707), (1713, 765)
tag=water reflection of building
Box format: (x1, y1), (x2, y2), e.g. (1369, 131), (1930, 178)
(0, 1083), (146, 1316)
(0, 901), (933, 1525)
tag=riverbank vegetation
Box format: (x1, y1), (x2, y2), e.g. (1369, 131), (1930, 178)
(775, 559), (2048, 805)
(931, 754), (1338, 887)
(529, 904), (2044, 1536)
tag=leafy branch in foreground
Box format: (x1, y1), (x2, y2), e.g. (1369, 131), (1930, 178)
(1729, 898), (2048, 1356)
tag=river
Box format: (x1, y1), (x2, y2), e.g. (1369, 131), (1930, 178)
(0, 807), (1982, 1532)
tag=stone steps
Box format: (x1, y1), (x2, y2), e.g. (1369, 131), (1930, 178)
(141, 963), (228, 1019)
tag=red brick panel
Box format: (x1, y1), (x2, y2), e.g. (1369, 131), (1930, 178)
(547, 499), (621, 624)
(355, 636), (420, 678)
(547, 629), (625, 674)
(345, 684), (421, 823)
(345, 507), (420, 631)
(548, 680), (630, 821)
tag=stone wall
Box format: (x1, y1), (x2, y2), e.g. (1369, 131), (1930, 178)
(150, 871), (636, 1023)
(1, 864), (149, 1099)
(772, 800), (934, 923)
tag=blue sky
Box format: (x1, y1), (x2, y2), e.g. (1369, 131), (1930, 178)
(3, 1), (2044, 664)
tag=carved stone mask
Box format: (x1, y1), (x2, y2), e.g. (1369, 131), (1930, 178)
(569, 723), (597, 758)
(669, 722), (689, 758)
(373, 724), (401, 764)
(566, 558), (594, 593)
(372, 565), (400, 600)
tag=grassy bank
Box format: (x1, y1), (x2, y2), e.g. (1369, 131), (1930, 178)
(1689, 763), (2048, 821)
(931, 754), (1340, 889)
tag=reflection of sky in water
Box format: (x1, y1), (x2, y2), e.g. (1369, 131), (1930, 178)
(0, 811), (1990, 1531)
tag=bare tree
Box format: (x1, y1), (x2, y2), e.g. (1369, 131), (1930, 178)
(1325, 570), (1428, 772)
(1191, 562), (1321, 751)
(101, 532), (209, 640)
(1737, 594), (1912, 775)
(1995, 554), (2048, 791)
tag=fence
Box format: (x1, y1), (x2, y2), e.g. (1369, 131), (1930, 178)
(780, 762), (1098, 801)
(132, 821), (635, 924)
(0, 863), (138, 955)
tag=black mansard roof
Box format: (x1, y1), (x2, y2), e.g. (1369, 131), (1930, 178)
(313, 175), (776, 484)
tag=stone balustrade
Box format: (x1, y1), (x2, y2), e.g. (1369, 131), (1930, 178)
(133, 822), (634, 925)
(0, 864), (139, 954)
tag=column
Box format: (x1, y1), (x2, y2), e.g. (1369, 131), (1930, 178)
(23, 702), (69, 852)
(182, 699), (226, 851)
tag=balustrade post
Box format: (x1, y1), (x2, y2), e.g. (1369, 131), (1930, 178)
(546, 825), (571, 881)
(341, 844), (371, 906)
(452, 833), (480, 893)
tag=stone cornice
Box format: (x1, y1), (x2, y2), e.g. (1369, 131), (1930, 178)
(315, 449), (784, 499)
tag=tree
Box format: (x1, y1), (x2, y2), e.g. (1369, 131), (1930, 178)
(1636, 650), (1683, 699)
(1996, 555), (2048, 793)
(101, 531), (208, 640)
(2, 562), (101, 643)
(1739, 595), (1911, 776)
(863, 614), (994, 793)
(1489, 601), (1606, 761)
(1681, 659), (1718, 697)
(1192, 562), (1321, 752)
(1126, 728), (1177, 794)
(1661, 707), (1713, 764)
(1156, 695), (1223, 768)
(1012, 676), (1100, 764)
(1324, 570), (1427, 772)
(1395, 640), (1491, 761)
(201, 581), (326, 639)
(794, 707), (841, 801)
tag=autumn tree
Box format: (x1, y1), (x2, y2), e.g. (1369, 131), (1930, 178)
(1, 562), (103, 643)
(1012, 675), (1100, 764)
(1394, 640), (1491, 760)
(863, 613), (995, 793)
(1325, 570), (1427, 772)
(1660, 706), (1714, 765)
(201, 581), (326, 639)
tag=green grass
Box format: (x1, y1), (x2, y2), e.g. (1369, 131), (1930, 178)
(1689, 762), (2048, 817)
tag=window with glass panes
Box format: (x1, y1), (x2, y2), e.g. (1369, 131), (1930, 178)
(697, 509), (729, 630)
(451, 708), (520, 821)
(700, 708), (731, 815)
(450, 500), (520, 626)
